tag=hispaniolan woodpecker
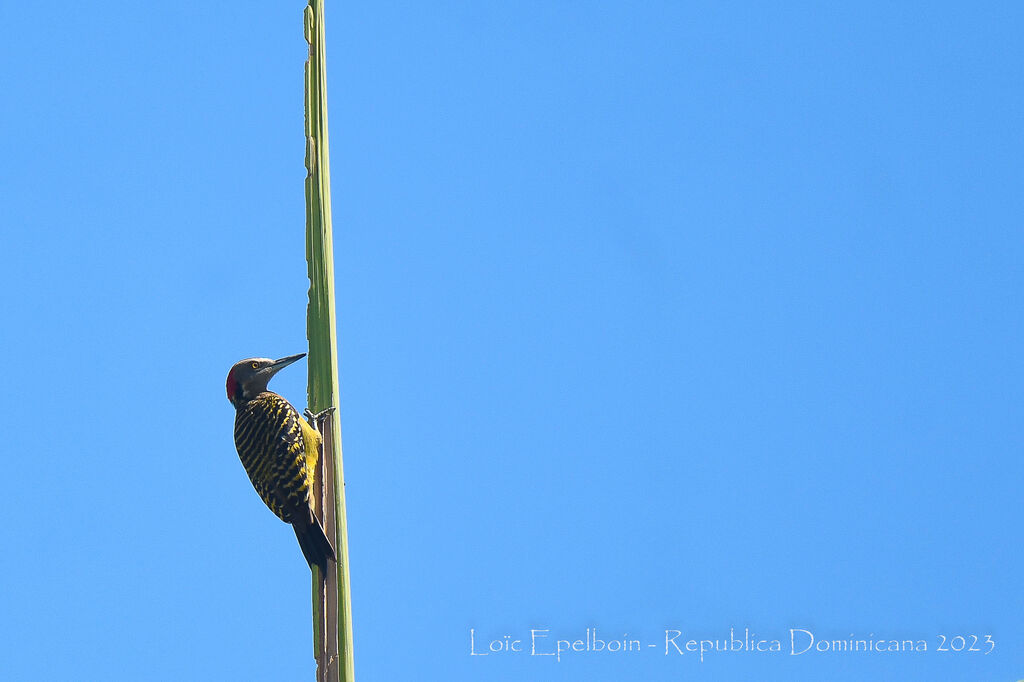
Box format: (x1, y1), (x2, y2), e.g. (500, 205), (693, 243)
(225, 353), (335, 570)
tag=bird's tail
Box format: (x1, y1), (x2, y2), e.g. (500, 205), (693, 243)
(293, 511), (336, 572)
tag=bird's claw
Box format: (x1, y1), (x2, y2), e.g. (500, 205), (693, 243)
(304, 406), (336, 432)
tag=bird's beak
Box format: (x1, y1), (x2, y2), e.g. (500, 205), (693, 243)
(268, 353), (306, 375)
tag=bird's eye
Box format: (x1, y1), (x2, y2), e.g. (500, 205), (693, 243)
(251, 362), (259, 369)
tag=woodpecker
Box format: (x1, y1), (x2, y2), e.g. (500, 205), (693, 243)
(226, 353), (335, 570)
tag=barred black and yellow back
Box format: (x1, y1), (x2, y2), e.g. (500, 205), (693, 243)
(234, 393), (313, 520)
(226, 355), (335, 570)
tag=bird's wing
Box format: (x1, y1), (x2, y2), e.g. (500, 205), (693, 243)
(234, 393), (312, 523)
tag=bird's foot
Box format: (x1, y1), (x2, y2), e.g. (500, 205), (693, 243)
(304, 406), (336, 432)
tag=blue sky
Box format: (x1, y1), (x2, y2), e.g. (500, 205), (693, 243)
(2, 1), (1022, 680)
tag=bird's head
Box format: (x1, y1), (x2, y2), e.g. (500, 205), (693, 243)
(226, 353), (305, 407)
